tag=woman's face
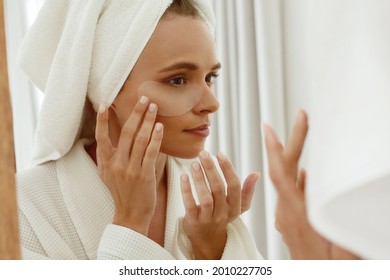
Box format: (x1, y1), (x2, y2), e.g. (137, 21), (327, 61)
(110, 15), (220, 158)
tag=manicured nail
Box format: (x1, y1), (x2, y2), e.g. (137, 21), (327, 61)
(199, 150), (209, 160)
(149, 103), (157, 112)
(99, 104), (107, 114)
(217, 151), (227, 161)
(192, 162), (201, 172)
(181, 174), (189, 183)
(155, 122), (163, 132)
(140, 96), (148, 104)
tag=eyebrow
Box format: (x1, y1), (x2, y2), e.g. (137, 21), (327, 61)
(158, 62), (222, 73)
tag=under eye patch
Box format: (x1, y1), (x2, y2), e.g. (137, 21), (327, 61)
(138, 81), (202, 116)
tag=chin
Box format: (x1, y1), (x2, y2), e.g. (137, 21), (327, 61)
(161, 146), (203, 159)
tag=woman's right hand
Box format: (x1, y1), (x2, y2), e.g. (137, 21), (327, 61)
(95, 96), (164, 235)
(263, 110), (360, 259)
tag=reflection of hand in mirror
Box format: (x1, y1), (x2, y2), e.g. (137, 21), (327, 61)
(263, 110), (360, 260)
(180, 151), (260, 260)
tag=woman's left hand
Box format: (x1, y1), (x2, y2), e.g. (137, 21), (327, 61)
(180, 151), (260, 260)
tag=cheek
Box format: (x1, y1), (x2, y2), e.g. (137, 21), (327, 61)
(138, 81), (202, 117)
(115, 92), (139, 127)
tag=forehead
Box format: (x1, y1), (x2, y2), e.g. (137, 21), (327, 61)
(135, 15), (218, 70)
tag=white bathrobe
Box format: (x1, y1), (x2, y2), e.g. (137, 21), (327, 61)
(16, 139), (261, 260)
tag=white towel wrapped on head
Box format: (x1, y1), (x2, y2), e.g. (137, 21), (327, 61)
(17, 0), (215, 166)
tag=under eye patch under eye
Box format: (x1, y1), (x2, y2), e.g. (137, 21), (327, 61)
(137, 81), (202, 116)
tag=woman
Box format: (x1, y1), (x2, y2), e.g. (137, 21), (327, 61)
(16, 0), (261, 259)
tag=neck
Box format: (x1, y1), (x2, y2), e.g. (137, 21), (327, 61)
(155, 153), (168, 190)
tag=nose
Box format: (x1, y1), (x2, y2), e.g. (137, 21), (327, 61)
(194, 85), (220, 114)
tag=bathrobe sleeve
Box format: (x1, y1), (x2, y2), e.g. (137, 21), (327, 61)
(97, 225), (175, 260)
(17, 162), (176, 260)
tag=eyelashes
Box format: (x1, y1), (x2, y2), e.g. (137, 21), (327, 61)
(206, 73), (219, 85)
(169, 77), (187, 87)
(168, 72), (220, 87)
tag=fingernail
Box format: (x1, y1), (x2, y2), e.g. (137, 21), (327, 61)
(140, 96), (148, 104)
(149, 103), (157, 112)
(155, 122), (163, 132)
(253, 172), (261, 181)
(262, 123), (271, 139)
(199, 150), (209, 160)
(217, 151), (226, 161)
(99, 104), (107, 114)
(297, 109), (306, 122)
(181, 174), (189, 183)
(192, 162), (201, 172)
(262, 123), (269, 133)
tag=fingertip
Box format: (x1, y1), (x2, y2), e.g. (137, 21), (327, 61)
(155, 122), (163, 132)
(297, 109), (309, 129)
(297, 108), (306, 119)
(97, 104), (109, 124)
(99, 104), (107, 114)
(181, 173), (189, 184)
(262, 123), (279, 145)
(216, 151), (227, 162)
(262, 123), (271, 137)
(139, 96), (148, 105)
(252, 171), (261, 181)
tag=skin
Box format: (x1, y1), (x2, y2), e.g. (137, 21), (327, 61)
(263, 110), (360, 259)
(90, 15), (260, 260)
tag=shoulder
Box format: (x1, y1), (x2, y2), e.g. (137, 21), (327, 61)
(16, 161), (60, 205)
(16, 161), (58, 188)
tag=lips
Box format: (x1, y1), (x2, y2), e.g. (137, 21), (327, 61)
(183, 124), (210, 137)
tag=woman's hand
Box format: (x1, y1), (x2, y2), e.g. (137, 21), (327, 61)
(263, 110), (360, 259)
(95, 96), (164, 236)
(180, 150), (260, 259)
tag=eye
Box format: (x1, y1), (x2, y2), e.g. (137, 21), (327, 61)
(206, 73), (219, 85)
(169, 77), (186, 87)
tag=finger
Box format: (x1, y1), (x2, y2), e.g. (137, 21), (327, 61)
(95, 104), (114, 161)
(263, 123), (285, 168)
(129, 103), (158, 168)
(297, 168), (306, 193)
(116, 96), (150, 161)
(241, 172), (260, 213)
(142, 122), (164, 170)
(199, 151), (227, 216)
(216, 152), (241, 218)
(191, 162), (213, 220)
(263, 123), (287, 186)
(285, 110), (308, 163)
(96, 146), (104, 178)
(180, 173), (198, 218)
